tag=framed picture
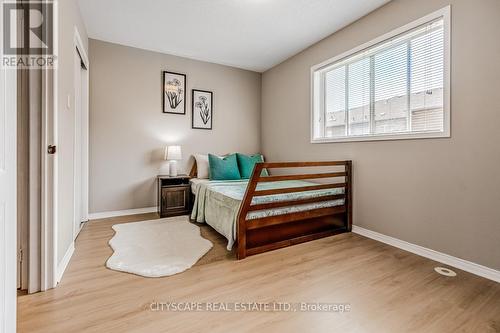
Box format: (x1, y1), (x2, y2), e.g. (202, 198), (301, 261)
(162, 71), (186, 114)
(192, 89), (213, 130)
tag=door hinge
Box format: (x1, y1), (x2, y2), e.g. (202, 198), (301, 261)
(48, 145), (56, 154)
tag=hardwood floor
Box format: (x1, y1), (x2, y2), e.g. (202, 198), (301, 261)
(17, 213), (500, 333)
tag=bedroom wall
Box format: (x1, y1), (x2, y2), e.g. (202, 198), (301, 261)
(89, 39), (261, 214)
(261, 0), (500, 270)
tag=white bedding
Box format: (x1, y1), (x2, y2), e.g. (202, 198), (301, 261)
(190, 178), (211, 194)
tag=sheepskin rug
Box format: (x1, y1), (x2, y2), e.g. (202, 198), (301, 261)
(106, 217), (213, 277)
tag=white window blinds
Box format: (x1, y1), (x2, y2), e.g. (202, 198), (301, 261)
(312, 8), (449, 143)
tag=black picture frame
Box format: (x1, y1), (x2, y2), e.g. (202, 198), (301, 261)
(162, 71), (186, 114)
(191, 89), (213, 130)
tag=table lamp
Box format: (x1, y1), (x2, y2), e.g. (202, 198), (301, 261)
(165, 145), (182, 177)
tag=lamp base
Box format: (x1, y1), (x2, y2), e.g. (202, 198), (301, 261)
(159, 161), (170, 175)
(169, 160), (178, 177)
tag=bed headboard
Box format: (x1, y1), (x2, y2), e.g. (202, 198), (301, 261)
(189, 162), (197, 178)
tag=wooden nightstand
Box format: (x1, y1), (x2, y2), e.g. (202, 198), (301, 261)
(157, 175), (191, 218)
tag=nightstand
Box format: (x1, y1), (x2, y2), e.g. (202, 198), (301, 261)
(157, 175), (191, 218)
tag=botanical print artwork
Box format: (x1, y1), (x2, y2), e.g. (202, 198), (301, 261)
(166, 79), (183, 109)
(163, 71), (186, 114)
(196, 96), (210, 124)
(192, 89), (213, 130)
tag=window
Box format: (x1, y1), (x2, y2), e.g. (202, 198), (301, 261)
(311, 7), (450, 143)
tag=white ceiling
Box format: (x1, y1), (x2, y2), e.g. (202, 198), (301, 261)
(77, 0), (389, 72)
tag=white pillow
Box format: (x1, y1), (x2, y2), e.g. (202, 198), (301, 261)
(194, 154), (209, 179)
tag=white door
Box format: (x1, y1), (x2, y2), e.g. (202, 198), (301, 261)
(0, 54), (18, 332)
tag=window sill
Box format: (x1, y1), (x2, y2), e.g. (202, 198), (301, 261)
(311, 130), (450, 144)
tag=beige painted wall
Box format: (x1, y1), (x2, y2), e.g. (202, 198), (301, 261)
(261, 0), (500, 270)
(89, 39), (261, 214)
(56, 0), (88, 264)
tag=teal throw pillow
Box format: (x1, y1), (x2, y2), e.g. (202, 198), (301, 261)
(236, 153), (269, 179)
(208, 154), (241, 180)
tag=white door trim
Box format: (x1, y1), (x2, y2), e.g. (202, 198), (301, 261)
(40, 58), (57, 290)
(72, 26), (89, 240)
(74, 27), (89, 69)
(28, 56), (42, 293)
(0, 39), (18, 333)
(39, 0), (58, 289)
(73, 45), (82, 239)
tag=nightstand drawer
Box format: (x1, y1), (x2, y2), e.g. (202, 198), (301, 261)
(160, 185), (190, 217)
(159, 177), (190, 187)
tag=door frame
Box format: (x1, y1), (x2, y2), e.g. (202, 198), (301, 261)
(39, 1), (58, 290)
(16, 15), (29, 291)
(73, 27), (89, 239)
(0, 24), (18, 333)
(40, 57), (56, 290)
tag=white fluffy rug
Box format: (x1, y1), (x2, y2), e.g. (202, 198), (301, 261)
(106, 217), (213, 277)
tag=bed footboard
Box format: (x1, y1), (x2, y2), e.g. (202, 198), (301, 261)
(237, 161), (352, 259)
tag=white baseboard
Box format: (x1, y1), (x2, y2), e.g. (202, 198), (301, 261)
(56, 243), (75, 283)
(88, 206), (157, 220)
(352, 225), (500, 283)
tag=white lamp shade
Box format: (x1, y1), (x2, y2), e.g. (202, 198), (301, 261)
(165, 145), (182, 160)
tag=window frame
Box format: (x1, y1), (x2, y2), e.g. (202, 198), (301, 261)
(310, 6), (451, 144)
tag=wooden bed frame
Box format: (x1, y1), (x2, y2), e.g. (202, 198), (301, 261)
(190, 160), (352, 259)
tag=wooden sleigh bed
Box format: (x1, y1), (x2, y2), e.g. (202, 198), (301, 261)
(189, 160), (352, 259)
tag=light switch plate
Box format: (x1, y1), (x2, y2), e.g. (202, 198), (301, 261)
(67, 95), (71, 109)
